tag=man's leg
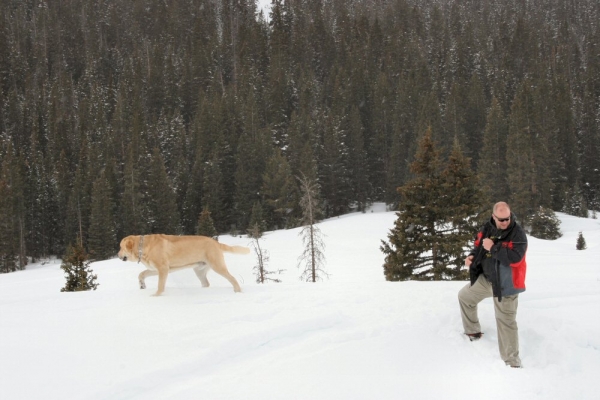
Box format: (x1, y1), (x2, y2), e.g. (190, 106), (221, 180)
(494, 294), (521, 367)
(458, 274), (493, 334)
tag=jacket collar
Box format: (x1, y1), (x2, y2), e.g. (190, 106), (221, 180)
(486, 212), (517, 237)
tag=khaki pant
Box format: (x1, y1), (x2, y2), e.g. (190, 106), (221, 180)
(458, 274), (521, 367)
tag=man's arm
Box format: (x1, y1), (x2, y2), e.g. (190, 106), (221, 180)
(489, 225), (527, 265)
(469, 226), (489, 268)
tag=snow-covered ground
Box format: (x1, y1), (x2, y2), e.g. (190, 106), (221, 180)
(1, 205), (599, 399)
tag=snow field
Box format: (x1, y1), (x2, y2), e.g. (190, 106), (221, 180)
(1, 207), (599, 399)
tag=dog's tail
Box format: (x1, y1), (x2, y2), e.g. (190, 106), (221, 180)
(219, 243), (251, 255)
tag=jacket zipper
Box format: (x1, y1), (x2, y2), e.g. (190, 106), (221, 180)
(495, 258), (502, 302)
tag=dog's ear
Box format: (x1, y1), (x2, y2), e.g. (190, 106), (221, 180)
(126, 237), (134, 251)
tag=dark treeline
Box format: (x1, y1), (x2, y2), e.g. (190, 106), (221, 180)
(1, 0), (599, 269)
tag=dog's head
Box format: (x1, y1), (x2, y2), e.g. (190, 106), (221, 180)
(117, 236), (136, 262)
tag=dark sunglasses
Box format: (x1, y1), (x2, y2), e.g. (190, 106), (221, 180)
(493, 214), (510, 222)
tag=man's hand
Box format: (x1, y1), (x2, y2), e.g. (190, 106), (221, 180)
(465, 255), (474, 267)
(482, 238), (494, 251)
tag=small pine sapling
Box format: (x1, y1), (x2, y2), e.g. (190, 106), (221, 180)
(61, 242), (99, 292)
(197, 207), (218, 239)
(576, 231), (587, 250)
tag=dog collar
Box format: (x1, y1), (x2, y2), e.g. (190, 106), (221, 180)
(138, 235), (144, 264)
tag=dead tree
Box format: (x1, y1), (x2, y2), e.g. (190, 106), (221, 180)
(248, 224), (283, 283)
(297, 174), (327, 282)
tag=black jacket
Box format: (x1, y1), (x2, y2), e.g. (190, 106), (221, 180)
(469, 213), (528, 301)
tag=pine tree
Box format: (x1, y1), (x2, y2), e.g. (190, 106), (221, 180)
(147, 147), (180, 234)
(88, 172), (117, 260)
(65, 141), (93, 252)
(385, 120), (408, 207)
(282, 110), (327, 193)
(529, 206), (562, 240)
(440, 139), (486, 279)
(530, 75), (563, 211)
(506, 80), (553, 220)
(506, 86), (535, 220)
(381, 128), (445, 281)
(218, 95), (244, 232)
(381, 129), (478, 281)
(25, 135), (51, 260)
(181, 143), (205, 235)
(319, 114), (351, 217)
(0, 142), (25, 272)
(346, 106), (371, 211)
(563, 183), (589, 218)
(156, 111), (190, 223)
(261, 148), (297, 229)
(103, 157), (122, 241)
(234, 130), (267, 231)
(415, 91), (444, 155)
(202, 150), (227, 233)
(121, 143), (148, 236)
(579, 76), (600, 211)
(464, 73), (487, 168)
(445, 81), (467, 155)
(387, 73), (422, 203)
(196, 208), (218, 240)
(248, 201), (267, 238)
(287, 111), (317, 183)
(552, 74), (579, 207)
(267, 0), (293, 137)
(576, 232), (586, 250)
(60, 242), (99, 292)
(0, 178), (18, 273)
(478, 97), (509, 204)
(427, 5), (449, 101)
(369, 72), (393, 201)
(53, 150), (71, 257)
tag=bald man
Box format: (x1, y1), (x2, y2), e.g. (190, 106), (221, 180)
(459, 202), (528, 368)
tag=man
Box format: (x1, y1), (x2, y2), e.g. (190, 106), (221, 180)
(458, 202), (528, 368)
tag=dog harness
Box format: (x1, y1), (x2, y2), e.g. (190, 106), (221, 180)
(138, 235), (144, 264)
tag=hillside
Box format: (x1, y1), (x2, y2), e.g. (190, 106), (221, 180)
(1, 207), (599, 399)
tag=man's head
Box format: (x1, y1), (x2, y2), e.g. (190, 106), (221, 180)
(492, 202), (511, 229)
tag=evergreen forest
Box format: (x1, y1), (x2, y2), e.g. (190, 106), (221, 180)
(1, 0), (599, 271)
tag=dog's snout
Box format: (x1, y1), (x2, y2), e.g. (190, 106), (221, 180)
(122, 256), (127, 262)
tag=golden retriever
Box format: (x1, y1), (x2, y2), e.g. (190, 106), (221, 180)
(117, 234), (250, 296)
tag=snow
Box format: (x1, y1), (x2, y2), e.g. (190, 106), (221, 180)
(1, 205), (599, 399)
(257, 0), (272, 20)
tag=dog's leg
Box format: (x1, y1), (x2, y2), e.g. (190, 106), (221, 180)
(138, 269), (157, 289)
(153, 267), (168, 296)
(193, 264), (210, 288)
(211, 260), (241, 293)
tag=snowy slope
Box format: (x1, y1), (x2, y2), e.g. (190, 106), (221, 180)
(1, 206), (599, 400)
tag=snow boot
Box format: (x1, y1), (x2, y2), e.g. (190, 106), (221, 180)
(465, 332), (483, 341)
